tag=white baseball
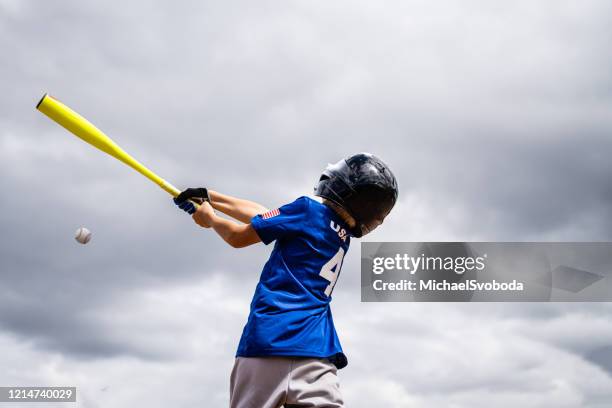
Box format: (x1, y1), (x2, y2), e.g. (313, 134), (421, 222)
(75, 227), (92, 244)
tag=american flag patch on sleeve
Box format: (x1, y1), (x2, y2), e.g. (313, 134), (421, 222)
(261, 208), (280, 219)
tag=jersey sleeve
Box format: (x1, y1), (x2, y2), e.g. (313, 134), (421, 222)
(250, 196), (310, 245)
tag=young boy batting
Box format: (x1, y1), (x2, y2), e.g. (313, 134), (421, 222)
(174, 153), (398, 408)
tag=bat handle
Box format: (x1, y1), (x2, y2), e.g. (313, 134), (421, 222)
(188, 199), (202, 209)
(161, 180), (207, 210)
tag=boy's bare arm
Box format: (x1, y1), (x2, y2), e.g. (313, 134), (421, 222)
(208, 190), (269, 224)
(192, 202), (261, 248)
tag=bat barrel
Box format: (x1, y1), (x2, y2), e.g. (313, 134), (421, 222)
(36, 93), (186, 200)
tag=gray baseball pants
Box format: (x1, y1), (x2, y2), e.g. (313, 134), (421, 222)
(230, 356), (344, 408)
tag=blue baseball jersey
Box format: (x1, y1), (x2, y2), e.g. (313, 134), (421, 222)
(236, 196), (351, 368)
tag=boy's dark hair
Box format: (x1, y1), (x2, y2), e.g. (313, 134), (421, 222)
(322, 198), (357, 228)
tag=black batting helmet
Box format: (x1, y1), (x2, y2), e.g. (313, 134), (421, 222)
(314, 153), (398, 237)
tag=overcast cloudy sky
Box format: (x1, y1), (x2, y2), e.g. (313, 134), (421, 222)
(2, 1), (612, 407)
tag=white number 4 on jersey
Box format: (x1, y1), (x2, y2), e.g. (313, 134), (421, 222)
(319, 248), (345, 297)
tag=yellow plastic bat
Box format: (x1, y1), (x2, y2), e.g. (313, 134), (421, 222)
(36, 93), (186, 200)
